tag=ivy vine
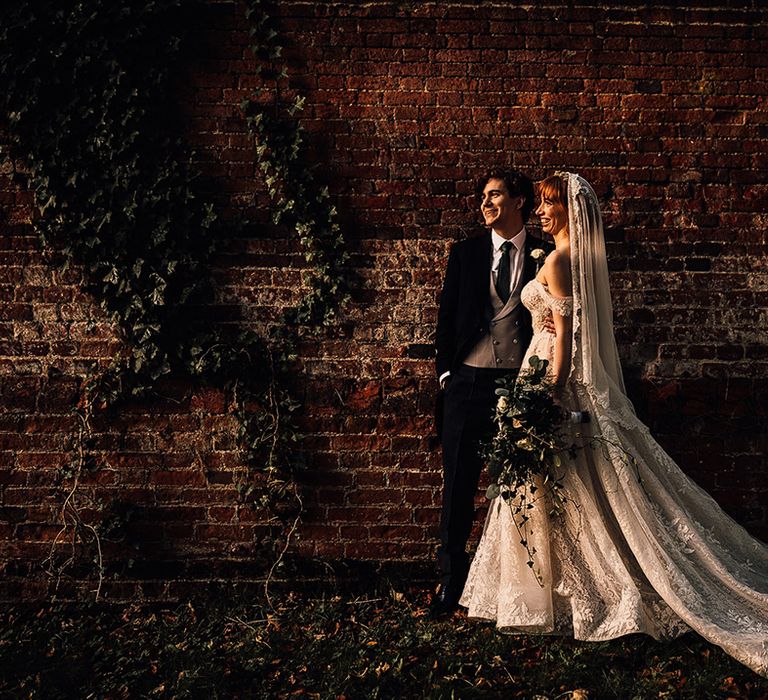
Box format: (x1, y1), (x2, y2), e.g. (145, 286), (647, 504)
(243, 0), (350, 329)
(0, 0), (347, 597)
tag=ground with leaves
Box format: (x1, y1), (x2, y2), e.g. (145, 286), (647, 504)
(1, 586), (767, 699)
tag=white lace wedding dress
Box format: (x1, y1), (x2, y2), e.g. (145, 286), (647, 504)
(459, 175), (768, 678)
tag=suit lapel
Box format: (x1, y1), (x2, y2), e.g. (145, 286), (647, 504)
(472, 231), (493, 305)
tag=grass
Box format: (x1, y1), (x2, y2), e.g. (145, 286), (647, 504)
(1, 585), (767, 699)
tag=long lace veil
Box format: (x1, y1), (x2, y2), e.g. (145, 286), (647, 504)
(560, 172), (768, 679)
(563, 172), (639, 429)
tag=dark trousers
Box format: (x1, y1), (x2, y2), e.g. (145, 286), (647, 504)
(438, 364), (517, 588)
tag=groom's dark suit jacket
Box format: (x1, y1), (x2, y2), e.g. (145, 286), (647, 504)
(435, 230), (550, 379)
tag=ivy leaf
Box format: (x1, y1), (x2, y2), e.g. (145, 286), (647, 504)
(288, 95), (305, 116)
(103, 267), (119, 284)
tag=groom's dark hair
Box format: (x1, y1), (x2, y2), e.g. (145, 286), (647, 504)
(476, 168), (535, 223)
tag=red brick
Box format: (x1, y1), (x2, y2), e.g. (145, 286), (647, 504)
(0, 1), (765, 599)
(151, 471), (207, 487)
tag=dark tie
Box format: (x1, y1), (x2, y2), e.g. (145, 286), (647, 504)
(496, 240), (513, 304)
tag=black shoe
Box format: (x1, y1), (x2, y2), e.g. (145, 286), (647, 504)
(429, 582), (463, 618)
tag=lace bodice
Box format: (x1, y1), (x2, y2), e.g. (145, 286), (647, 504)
(521, 278), (573, 335)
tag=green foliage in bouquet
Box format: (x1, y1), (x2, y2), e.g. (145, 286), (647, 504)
(483, 356), (578, 585)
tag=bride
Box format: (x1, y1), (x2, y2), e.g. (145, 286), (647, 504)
(459, 172), (768, 677)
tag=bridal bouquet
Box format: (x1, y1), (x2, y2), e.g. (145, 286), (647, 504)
(483, 356), (637, 585)
(482, 355), (579, 583)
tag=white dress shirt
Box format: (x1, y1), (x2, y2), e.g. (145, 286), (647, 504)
(491, 227), (526, 300)
(440, 226), (527, 386)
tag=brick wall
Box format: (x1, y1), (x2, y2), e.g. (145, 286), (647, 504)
(1, 0), (767, 600)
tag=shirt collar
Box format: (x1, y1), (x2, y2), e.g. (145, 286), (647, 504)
(492, 226), (526, 253)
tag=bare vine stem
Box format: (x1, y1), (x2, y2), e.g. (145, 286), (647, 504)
(264, 487), (303, 609)
(44, 404), (104, 600)
(262, 348), (303, 609)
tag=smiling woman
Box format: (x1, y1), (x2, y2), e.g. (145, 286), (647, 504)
(535, 175), (569, 239)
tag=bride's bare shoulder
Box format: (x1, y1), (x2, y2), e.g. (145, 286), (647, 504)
(543, 248), (572, 297)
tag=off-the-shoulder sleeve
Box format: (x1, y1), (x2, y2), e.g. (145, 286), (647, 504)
(549, 296), (573, 317)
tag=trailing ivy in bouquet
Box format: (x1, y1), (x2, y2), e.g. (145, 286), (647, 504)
(483, 356), (576, 553)
(483, 355), (638, 584)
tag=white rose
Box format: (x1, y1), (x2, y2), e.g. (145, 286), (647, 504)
(497, 396), (509, 412)
(531, 248), (545, 260)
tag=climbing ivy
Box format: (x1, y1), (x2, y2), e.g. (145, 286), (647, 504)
(243, 0), (350, 328)
(0, 0), (347, 595)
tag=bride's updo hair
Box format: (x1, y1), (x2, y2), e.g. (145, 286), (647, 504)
(537, 175), (568, 214)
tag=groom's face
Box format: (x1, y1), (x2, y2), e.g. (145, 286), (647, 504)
(480, 178), (524, 234)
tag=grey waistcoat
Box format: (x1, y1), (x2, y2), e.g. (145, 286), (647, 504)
(463, 269), (526, 370)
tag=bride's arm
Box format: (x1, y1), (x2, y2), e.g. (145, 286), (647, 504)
(544, 251), (573, 389)
(552, 308), (572, 389)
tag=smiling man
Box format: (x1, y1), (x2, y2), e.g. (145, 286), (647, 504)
(431, 168), (553, 616)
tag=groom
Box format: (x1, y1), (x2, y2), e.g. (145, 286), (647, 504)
(431, 167), (552, 615)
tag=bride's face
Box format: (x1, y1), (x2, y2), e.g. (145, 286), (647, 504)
(535, 195), (567, 236)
